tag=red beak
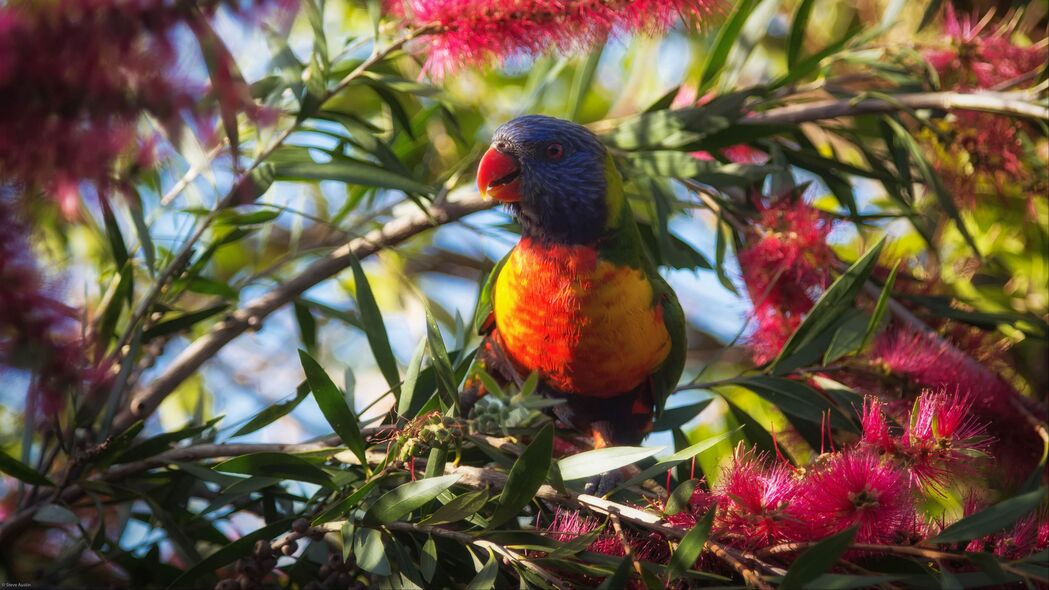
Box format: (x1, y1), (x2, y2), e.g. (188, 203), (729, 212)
(477, 146), (522, 202)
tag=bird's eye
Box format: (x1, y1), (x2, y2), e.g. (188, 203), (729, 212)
(545, 143), (564, 160)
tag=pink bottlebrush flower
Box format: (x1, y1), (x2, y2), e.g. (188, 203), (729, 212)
(746, 304), (801, 365)
(896, 390), (993, 489)
(739, 197), (835, 315)
(0, 0), (267, 207)
(393, 0), (720, 79)
(925, 6), (1045, 91)
(714, 449), (803, 549)
(921, 6), (1045, 208)
(0, 198), (92, 416)
(794, 451), (915, 544)
(859, 397), (896, 456)
(873, 327), (1016, 412)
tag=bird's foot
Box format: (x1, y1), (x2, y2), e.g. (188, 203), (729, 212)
(582, 469), (625, 497)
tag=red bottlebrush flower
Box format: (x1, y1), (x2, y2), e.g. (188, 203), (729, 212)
(713, 449), (803, 549)
(393, 0), (719, 79)
(738, 197), (836, 363)
(794, 451), (915, 544)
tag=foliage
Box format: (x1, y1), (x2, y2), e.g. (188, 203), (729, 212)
(0, 0), (1047, 588)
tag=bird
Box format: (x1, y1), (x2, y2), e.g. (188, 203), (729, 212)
(465, 114), (685, 482)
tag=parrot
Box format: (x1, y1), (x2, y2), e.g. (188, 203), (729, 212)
(465, 114), (686, 476)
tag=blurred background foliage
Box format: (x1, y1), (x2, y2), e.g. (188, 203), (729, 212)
(0, 0), (1047, 587)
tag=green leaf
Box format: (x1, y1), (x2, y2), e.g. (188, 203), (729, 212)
(142, 304), (229, 342)
(420, 536), (438, 582)
(489, 423), (554, 528)
(364, 474), (462, 524)
(652, 399), (713, 431)
(787, 0), (816, 67)
(354, 527), (392, 575)
(780, 526), (858, 589)
(397, 337), (427, 419)
(667, 508), (714, 580)
(34, 503), (80, 526)
(930, 488), (1048, 544)
(558, 446), (663, 482)
(596, 557), (632, 590)
(126, 189), (155, 274)
(293, 300), (317, 351)
(347, 255), (400, 394)
(466, 549), (499, 590)
(299, 350), (367, 465)
(0, 450), (53, 486)
(100, 198), (130, 271)
(823, 311), (873, 365)
(191, 16), (252, 161)
(883, 117), (980, 257)
(423, 489), (489, 525)
(274, 159), (433, 194)
(863, 262), (899, 349)
(699, 0), (760, 91)
(114, 417), (222, 464)
(730, 376), (855, 431)
(232, 381), (311, 437)
(212, 452), (333, 487)
(620, 429), (737, 488)
(772, 237), (885, 373)
(166, 518), (295, 589)
(312, 478), (382, 525)
(665, 479), (699, 516)
(425, 307), (459, 413)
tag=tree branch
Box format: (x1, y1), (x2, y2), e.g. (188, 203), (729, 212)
(112, 195), (492, 433)
(746, 91), (1048, 125)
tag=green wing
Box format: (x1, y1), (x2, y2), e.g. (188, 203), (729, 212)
(648, 271), (687, 416)
(596, 155), (686, 415)
(472, 248), (513, 335)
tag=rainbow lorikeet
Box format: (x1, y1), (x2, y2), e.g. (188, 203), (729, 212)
(465, 115), (686, 455)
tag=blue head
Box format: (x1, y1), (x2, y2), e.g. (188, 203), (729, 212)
(477, 115), (611, 245)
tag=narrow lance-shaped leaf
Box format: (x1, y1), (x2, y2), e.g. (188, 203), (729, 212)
(299, 350), (367, 465)
(488, 423), (554, 528)
(212, 452), (333, 487)
(559, 445), (664, 482)
(667, 508), (715, 580)
(363, 473), (462, 524)
(425, 306), (459, 414)
(862, 261), (899, 349)
(0, 450), (54, 487)
(772, 236), (886, 373)
(347, 254), (400, 394)
(166, 519), (295, 589)
(779, 526), (858, 589)
(232, 380), (311, 437)
(397, 337), (428, 419)
(699, 0), (760, 91)
(787, 0), (816, 67)
(931, 488), (1048, 544)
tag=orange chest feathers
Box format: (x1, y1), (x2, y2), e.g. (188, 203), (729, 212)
(493, 239), (671, 397)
